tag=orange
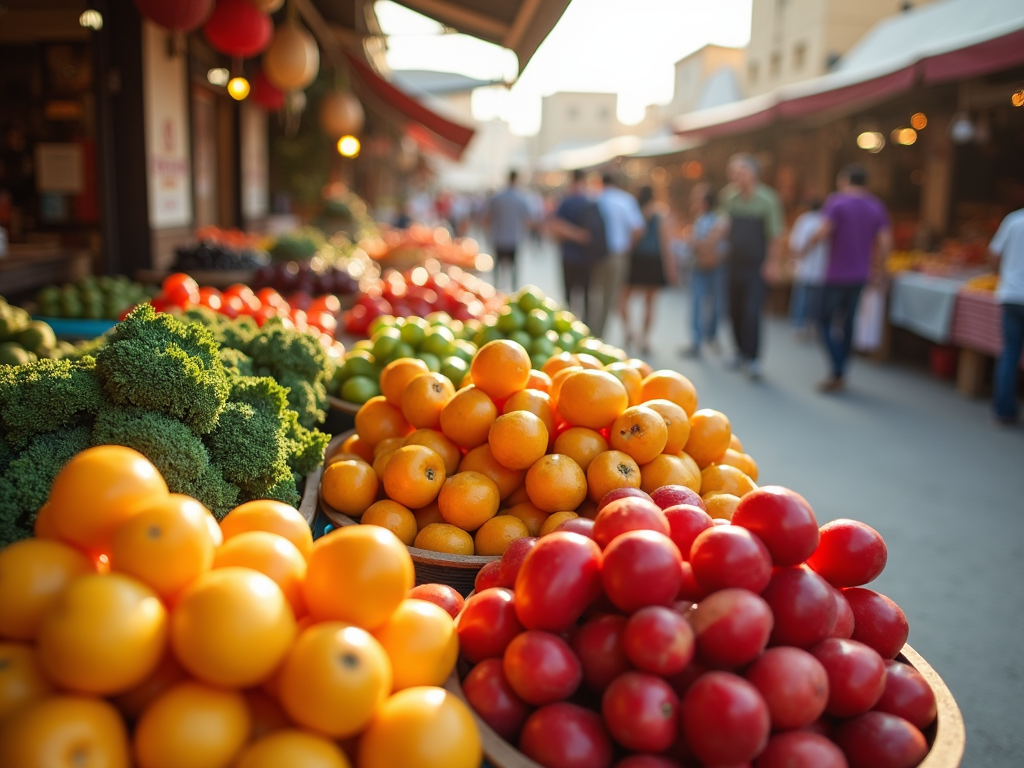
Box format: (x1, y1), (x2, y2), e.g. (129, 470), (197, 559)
(219, 499), (313, 561)
(373, 436), (406, 461)
(401, 373), (456, 430)
(0, 539), (94, 641)
(322, 459), (379, 517)
(304, 526), (414, 630)
(684, 408), (732, 468)
(380, 357), (430, 407)
(383, 445), (447, 509)
(641, 370), (699, 417)
(133, 682), (250, 768)
(340, 433), (374, 463)
(644, 399), (691, 455)
(244, 689), (292, 741)
(0, 643), (52, 722)
(413, 501), (445, 531)
(505, 502), (549, 537)
(372, 600), (458, 690)
(540, 511), (579, 537)
(553, 427), (609, 473)
(541, 352), (576, 378)
(439, 385), (498, 449)
(438, 471), (500, 530)
(571, 353), (603, 370)
(235, 729), (351, 768)
(525, 454), (587, 513)
(110, 494), (215, 602)
(716, 448), (759, 481)
(361, 500), (418, 546)
(503, 389), (556, 434)
(355, 396), (411, 447)
(470, 340), (531, 400)
(626, 357), (654, 378)
(458, 369), (474, 389)
(700, 464), (757, 498)
(459, 444), (525, 500)
(326, 451), (365, 466)
(704, 492), (742, 521)
(609, 405), (669, 465)
(526, 369), (552, 393)
(548, 365), (583, 405)
(0, 696), (129, 768)
(372, 449), (395, 484)
(604, 362), (644, 405)
(32, 502), (58, 539)
(171, 567), (296, 688)
(112, 652), (186, 722)
(502, 484), (532, 508)
(474, 515), (530, 556)
(639, 453), (702, 494)
(357, 687), (481, 768)
(48, 445), (169, 557)
(488, 411), (549, 471)
(37, 573), (167, 696)
(558, 370), (629, 429)
(414, 523), (475, 555)
(278, 622), (391, 738)
(212, 532), (308, 616)
(404, 429), (461, 475)
(729, 433), (745, 452)
(586, 450), (642, 503)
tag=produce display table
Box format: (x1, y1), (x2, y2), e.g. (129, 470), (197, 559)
(950, 289), (1024, 396)
(0, 246), (91, 296)
(888, 271), (980, 344)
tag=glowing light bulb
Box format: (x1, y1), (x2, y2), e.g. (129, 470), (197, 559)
(227, 77), (250, 101)
(911, 112), (927, 129)
(337, 135), (361, 157)
(79, 10), (103, 30)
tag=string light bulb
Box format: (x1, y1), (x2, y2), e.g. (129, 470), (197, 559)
(337, 135), (361, 157)
(227, 77), (250, 101)
(79, 10), (103, 30)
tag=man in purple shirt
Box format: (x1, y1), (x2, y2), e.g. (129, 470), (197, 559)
(809, 164), (892, 392)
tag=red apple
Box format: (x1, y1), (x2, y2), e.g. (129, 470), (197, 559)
(408, 583), (465, 619)
(597, 487), (654, 512)
(497, 537), (538, 588)
(593, 497), (670, 550)
(557, 517), (596, 539)
(475, 560), (502, 592)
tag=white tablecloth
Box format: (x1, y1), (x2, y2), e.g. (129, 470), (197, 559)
(888, 272), (976, 344)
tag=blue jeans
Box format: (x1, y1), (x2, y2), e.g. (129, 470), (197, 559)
(691, 266), (724, 345)
(790, 283), (823, 328)
(993, 303), (1024, 420)
(819, 283), (864, 379)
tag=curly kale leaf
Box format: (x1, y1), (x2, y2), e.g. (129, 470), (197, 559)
(219, 348), (255, 378)
(282, 410), (329, 477)
(205, 400), (289, 494)
(0, 357), (103, 450)
(278, 371), (327, 429)
(247, 321), (328, 383)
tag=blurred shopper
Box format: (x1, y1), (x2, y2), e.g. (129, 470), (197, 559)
(684, 183), (727, 357)
(549, 170), (606, 324)
(486, 170), (534, 293)
(595, 173), (644, 338)
(620, 186), (675, 353)
(989, 207), (1024, 425)
(789, 199), (829, 339)
(810, 164), (892, 393)
(719, 153), (785, 380)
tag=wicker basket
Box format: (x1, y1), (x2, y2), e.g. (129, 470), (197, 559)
(318, 431), (498, 596)
(445, 643), (965, 768)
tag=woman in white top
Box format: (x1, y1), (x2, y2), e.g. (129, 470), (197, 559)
(789, 200), (829, 338)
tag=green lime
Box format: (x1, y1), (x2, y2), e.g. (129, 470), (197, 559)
(578, 337), (604, 354)
(371, 329), (402, 359)
(369, 315), (398, 336)
(426, 311), (452, 326)
(353, 339), (375, 353)
(332, 364), (352, 388)
(421, 326), (455, 358)
(460, 319), (482, 340)
(553, 311), (575, 333)
(541, 297), (560, 313)
(591, 348), (616, 365)
(440, 356), (469, 385)
(524, 308), (553, 337)
(496, 305), (525, 333)
(530, 335), (555, 358)
(341, 375), (381, 404)
(559, 332), (576, 350)
(474, 326), (505, 347)
(345, 355), (379, 379)
(451, 340), (477, 363)
(530, 353), (549, 371)
(515, 285), (546, 312)
(450, 319), (464, 337)
(418, 352), (441, 373)
(509, 330), (533, 349)
(392, 341), (416, 360)
(569, 321), (591, 340)
(400, 317), (428, 347)
(601, 344), (627, 363)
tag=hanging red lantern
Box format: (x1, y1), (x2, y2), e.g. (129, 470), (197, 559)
(133, 0), (213, 32)
(204, 0), (273, 58)
(251, 0), (285, 11)
(251, 70), (285, 111)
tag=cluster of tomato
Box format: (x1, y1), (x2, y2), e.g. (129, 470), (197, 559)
(453, 485), (936, 768)
(0, 446), (480, 768)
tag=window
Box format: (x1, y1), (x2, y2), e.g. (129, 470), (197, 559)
(748, 61), (759, 84)
(770, 51), (782, 77)
(793, 42), (807, 71)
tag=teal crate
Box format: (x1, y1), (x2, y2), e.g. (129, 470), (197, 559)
(32, 316), (117, 340)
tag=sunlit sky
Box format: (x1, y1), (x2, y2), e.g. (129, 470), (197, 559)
(375, 0), (752, 135)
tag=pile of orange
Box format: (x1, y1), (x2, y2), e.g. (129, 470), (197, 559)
(322, 339), (760, 557)
(0, 446), (480, 768)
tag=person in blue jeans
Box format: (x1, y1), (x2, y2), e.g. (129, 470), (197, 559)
(989, 208), (1024, 424)
(683, 184), (726, 357)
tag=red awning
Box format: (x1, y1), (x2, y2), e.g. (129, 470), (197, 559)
(922, 27), (1024, 83)
(345, 53), (475, 160)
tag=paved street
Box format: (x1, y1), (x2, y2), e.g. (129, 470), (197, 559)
(503, 236), (1024, 768)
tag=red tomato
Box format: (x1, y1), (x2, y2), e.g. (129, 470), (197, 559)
(831, 585), (855, 638)
(462, 658), (531, 741)
(811, 638), (887, 717)
(614, 757), (683, 768)
(162, 273), (199, 307)
(593, 498), (670, 550)
(601, 531), (682, 613)
(456, 588), (524, 664)
(874, 660), (937, 730)
(662, 505), (713, 561)
(220, 295), (244, 319)
(519, 703), (613, 768)
(805, 519), (887, 587)
(677, 560), (706, 602)
(649, 485), (705, 511)
(223, 283), (256, 303)
(689, 588), (773, 668)
(496, 538), (537, 588)
(834, 711), (928, 768)
(689, 526), (772, 594)
(731, 486), (819, 566)
(197, 292), (222, 312)
(570, 614), (630, 693)
(843, 588), (909, 660)
(761, 566), (837, 649)
(622, 606), (694, 676)
(754, 731), (848, 768)
(745, 647), (829, 729)
(503, 631), (581, 706)
(407, 584), (464, 620)
(601, 672), (679, 753)
(514, 532), (603, 633)
(680, 671), (770, 766)
(596, 488), (654, 513)
(309, 295), (342, 315)
(256, 287), (286, 308)
(474, 561), (502, 593)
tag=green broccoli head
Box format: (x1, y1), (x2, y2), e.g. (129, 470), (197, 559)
(278, 371), (327, 429)
(282, 409), (329, 477)
(219, 348), (255, 378)
(255, 467), (301, 509)
(0, 434), (13, 475)
(91, 406), (211, 491)
(179, 462), (240, 520)
(247, 322), (328, 382)
(218, 316), (259, 351)
(0, 357), (104, 450)
(205, 400), (289, 494)
(228, 374), (291, 417)
(95, 304), (229, 435)
(0, 475), (25, 547)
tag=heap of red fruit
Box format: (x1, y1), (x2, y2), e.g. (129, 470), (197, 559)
(453, 484), (933, 768)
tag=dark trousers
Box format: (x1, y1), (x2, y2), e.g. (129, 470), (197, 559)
(819, 283), (864, 379)
(728, 271), (765, 362)
(563, 261), (590, 325)
(495, 247), (517, 293)
(993, 302), (1024, 420)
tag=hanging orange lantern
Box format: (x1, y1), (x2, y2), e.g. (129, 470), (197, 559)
(320, 90), (365, 137)
(133, 0), (213, 32)
(263, 19), (319, 91)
